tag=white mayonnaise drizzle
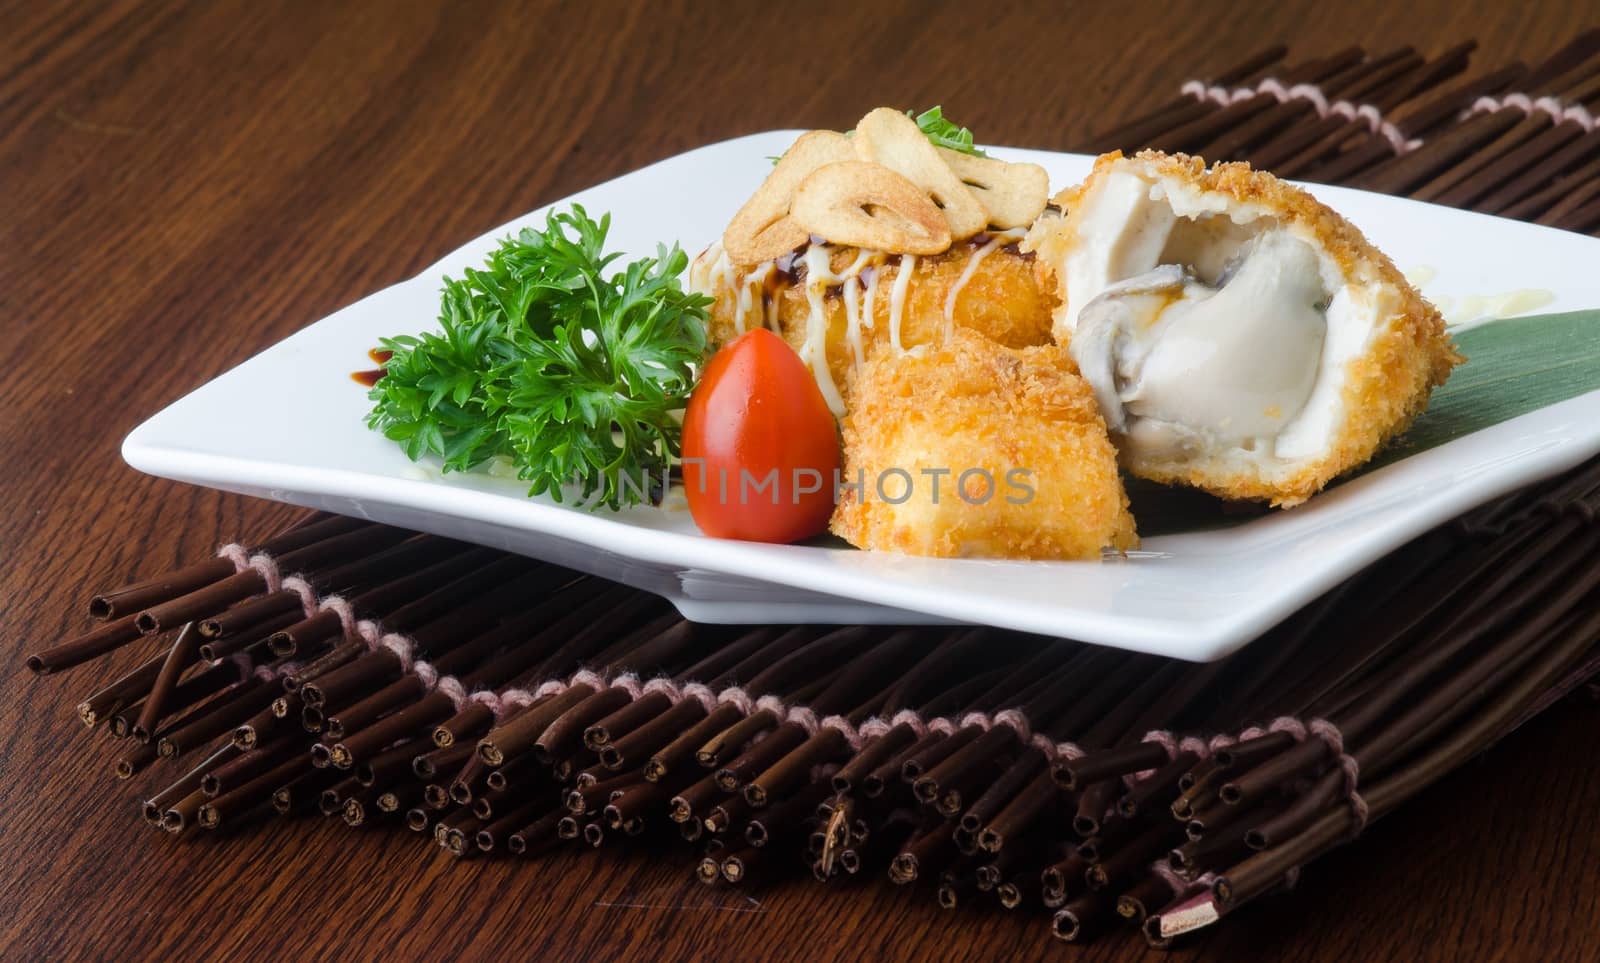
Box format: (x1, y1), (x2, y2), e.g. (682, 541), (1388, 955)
(888, 254), (917, 353)
(798, 245), (877, 416)
(861, 264), (880, 337)
(708, 233), (1018, 417)
(734, 261), (773, 334)
(843, 274), (865, 370)
(942, 229), (1025, 339)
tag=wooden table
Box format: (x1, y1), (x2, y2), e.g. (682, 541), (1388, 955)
(4, 1), (1598, 958)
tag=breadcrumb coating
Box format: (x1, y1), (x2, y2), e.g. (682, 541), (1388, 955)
(830, 330), (1137, 559)
(698, 240), (1056, 392)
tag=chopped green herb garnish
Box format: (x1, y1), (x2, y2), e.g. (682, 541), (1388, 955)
(908, 106), (988, 158)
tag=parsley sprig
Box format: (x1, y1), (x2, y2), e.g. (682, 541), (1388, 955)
(367, 205), (711, 511)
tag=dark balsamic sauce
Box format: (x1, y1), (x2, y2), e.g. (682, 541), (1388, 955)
(351, 347), (393, 387)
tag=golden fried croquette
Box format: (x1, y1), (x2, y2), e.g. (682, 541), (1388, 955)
(830, 330), (1137, 560)
(1024, 150), (1461, 507)
(689, 237), (1057, 415)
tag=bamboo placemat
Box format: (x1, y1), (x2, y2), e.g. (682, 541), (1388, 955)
(22, 42), (1600, 950)
(1086, 35), (1600, 234)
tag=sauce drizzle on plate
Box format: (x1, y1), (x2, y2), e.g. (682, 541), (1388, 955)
(351, 347), (393, 386)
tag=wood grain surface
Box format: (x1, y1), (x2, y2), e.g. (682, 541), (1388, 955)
(3, 1), (1599, 959)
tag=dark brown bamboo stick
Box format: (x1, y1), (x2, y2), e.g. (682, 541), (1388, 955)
(476, 797), (549, 852)
(1501, 149), (1600, 220)
(1089, 45), (1289, 149)
(89, 513), (357, 621)
(357, 737), (430, 787)
(976, 766), (1059, 853)
(198, 610), (304, 661)
(478, 685), (592, 767)
(27, 612), (148, 675)
(1479, 126), (1600, 213)
(114, 741), (160, 780)
(1215, 604), (1600, 913)
(273, 766), (341, 816)
(328, 685), (443, 766)
(745, 780), (831, 848)
(646, 703), (743, 782)
(415, 740), (475, 781)
(142, 742), (241, 825)
(284, 641), (365, 692)
(1433, 102), (1596, 210)
(1307, 63), (1526, 185)
(1413, 114), (1553, 202)
(77, 648), (168, 726)
(136, 524), (408, 634)
(1246, 50), (1427, 171)
(130, 623), (204, 741)
(1274, 42), (1476, 179)
(199, 591), (304, 640)
(1156, 49), (1365, 154)
(1052, 893), (1114, 943)
(1202, 49), (1417, 162)
(378, 782), (426, 820)
(1118, 750), (1198, 819)
(198, 753), (310, 829)
(92, 558), (240, 623)
(1556, 191), (1600, 232)
(825, 721), (912, 793)
(534, 686), (636, 764)
(1537, 162), (1600, 223)
(745, 727), (848, 807)
(713, 723), (809, 792)
(157, 677), (279, 758)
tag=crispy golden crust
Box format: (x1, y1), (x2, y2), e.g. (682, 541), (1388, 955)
(830, 330), (1137, 559)
(697, 240), (1057, 392)
(1030, 150), (1462, 507)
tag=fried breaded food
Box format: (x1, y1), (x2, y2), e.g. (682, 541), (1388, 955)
(1024, 150), (1461, 507)
(689, 238), (1057, 415)
(830, 330), (1137, 560)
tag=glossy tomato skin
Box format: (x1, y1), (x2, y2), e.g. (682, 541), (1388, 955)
(682, 329), (841, 543)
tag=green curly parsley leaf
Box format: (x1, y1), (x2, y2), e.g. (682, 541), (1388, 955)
(366, 205), (711, 511)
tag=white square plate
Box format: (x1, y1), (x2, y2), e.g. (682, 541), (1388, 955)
(123, 132), (1600, 661)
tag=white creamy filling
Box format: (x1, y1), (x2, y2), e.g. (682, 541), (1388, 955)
(1077, 233), (1328, 459)
(1063, 172), (1377, 469)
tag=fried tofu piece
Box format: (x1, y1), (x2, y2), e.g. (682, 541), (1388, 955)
(830, 330), (1137, 559)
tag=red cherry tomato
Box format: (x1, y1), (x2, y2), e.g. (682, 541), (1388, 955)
(682, 329), (841, 543)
